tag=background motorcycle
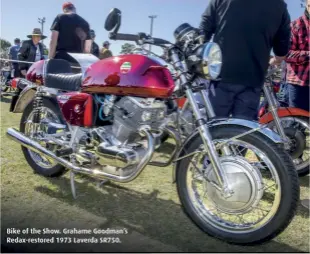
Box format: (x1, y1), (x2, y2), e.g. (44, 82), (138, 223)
(259, 68), (310, 176)
(0, 63), (15, 94)
(7, 8), (299, 245)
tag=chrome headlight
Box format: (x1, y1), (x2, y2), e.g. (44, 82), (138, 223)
(201, 42), (222, 80)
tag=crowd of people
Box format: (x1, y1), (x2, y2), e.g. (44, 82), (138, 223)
(7, 1), (113, 77)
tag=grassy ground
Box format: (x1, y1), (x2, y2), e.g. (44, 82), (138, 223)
(0, 97), (309, 253)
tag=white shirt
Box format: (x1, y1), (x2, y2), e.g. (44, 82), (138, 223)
(35, 45), (41, 62)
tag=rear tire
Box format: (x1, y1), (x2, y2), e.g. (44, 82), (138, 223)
(20, 98), (67, 177)
(176, 125), (299, 245)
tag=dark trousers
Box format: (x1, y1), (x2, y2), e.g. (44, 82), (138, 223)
(208, 82), (262, 121)
(288, 83), (310, 111)
(12, 63), (21, 78)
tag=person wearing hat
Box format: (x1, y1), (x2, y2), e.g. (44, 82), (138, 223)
(48, 2), (92, 62)
(90, 29), (100, 58)
(9, 38), (21, 77)
(100, 41), (113, 59)
(18, 28), (46, 76)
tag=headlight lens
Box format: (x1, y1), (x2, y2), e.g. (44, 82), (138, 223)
(201, 42), (222, 79)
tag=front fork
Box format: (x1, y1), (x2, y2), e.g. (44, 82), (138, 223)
(185, 87), (233, 197)
(170, 49), (233, 197)
(263, 81), (290, 149)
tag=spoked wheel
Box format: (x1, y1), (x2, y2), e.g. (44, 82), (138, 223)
(176, 125), (299, 245)
(20, 98), (67, 177)
(268, 116), (310, 177)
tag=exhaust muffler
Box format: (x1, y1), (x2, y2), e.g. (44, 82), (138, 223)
(6, 128), (155, 183)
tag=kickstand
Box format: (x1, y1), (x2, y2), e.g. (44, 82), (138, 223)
(70, 171), (77, 199)
(96, 179), (109, 188)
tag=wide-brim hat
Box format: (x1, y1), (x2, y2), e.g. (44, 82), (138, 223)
(27, 28), (47, 39)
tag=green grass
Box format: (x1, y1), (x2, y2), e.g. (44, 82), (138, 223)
(0, 97), (309, 252)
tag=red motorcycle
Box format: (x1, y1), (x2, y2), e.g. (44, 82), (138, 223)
(7, 8), (299, 245)
(259, 68), (310, 176)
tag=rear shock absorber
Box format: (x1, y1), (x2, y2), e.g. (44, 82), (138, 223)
(32, 90), (44, 124)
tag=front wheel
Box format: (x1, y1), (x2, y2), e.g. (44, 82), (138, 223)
(20, 98), (67, 177)
(176, 125), (299, 245)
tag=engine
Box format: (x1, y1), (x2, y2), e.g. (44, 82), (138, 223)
(69, 96), (168, 178)
(112, 97), (167, 143)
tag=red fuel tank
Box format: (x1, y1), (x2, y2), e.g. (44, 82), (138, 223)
(81, 55), (175, 98)
(26, 60), (45, 85)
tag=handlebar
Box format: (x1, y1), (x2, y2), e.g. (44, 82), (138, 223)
(109, 32), (171, 46)
(110, 33), (139, 42)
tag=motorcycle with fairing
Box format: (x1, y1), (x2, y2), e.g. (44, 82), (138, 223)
(7, 8), (299, 245)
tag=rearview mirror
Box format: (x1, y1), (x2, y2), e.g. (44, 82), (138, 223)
(104, 8), (121, 34)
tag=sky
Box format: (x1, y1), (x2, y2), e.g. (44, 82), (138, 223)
(0, 0), (305, 55)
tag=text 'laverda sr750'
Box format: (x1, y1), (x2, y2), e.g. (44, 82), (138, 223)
(7, 8), (299, 245)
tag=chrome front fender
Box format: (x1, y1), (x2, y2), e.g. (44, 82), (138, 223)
(209, 118), (282, 143)
(172, 118), (283, 183)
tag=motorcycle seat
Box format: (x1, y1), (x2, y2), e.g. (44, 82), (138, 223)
(45, 73), (82, 91)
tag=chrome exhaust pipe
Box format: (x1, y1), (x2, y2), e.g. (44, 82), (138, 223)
(6, 128), (155, 183)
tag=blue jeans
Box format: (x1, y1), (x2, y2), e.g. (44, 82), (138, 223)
(208, 82), (261, 121)
(287, 84), (309, 112)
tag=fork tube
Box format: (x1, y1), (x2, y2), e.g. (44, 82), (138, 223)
(263, 80), (289, 143)
(171, 49), (231, 194)
(200, 88), (233, 156)
(185, 87), (231, 194)
(200, 89), (216, 118)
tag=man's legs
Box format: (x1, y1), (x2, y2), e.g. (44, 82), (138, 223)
(12, 63), (20, 78)
(208, 82), (239, 118)
(288, 84), (310, 112)
(232, 86), (262, 121)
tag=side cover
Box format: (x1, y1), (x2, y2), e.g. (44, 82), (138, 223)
(57, 92), (93, 127)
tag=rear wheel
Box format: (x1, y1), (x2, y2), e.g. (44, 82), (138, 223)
(20, 98), (67, 177)
(176, 125), (299, 245)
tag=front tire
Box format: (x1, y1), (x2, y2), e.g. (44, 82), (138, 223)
(176, 125), (299, 245)
(20, 98), (67, 177)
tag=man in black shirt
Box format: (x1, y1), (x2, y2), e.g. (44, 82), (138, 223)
(199, 0), (291, 120)
(90, 29), (100, 58)
(48, 2), (92, 64)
